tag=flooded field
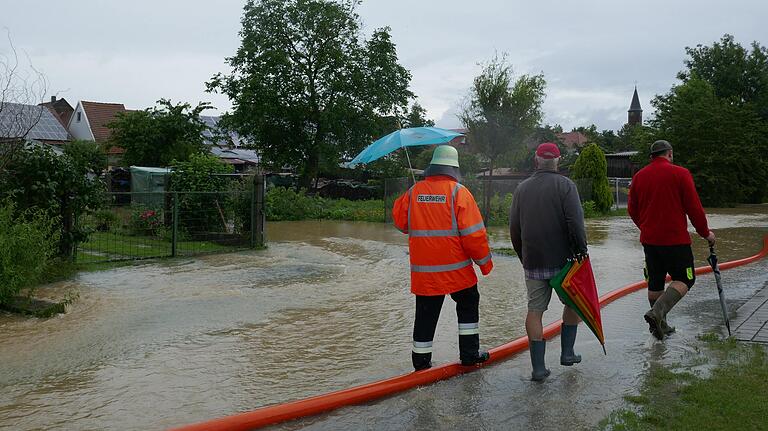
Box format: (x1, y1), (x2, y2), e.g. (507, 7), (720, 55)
(0, 207), (766, 430)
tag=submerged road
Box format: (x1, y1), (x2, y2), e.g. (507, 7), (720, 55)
(0, 208), (765, 431)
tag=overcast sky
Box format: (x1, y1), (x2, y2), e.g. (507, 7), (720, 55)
(2, 0), (765, 131)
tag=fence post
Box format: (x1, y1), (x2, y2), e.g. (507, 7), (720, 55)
(172, 192), (178, 257)
(253, 175), (265, 248)
(615, 178), (619, 210)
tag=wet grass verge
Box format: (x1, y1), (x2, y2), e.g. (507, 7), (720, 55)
(599, 334), (768, 430)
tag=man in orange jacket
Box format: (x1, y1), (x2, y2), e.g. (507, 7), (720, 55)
(393, 145), (493, 371)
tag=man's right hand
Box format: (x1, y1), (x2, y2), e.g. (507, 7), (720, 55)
(706, 230), (716, 247)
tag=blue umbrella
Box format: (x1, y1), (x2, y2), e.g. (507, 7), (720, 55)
(346, 127), (464, 167)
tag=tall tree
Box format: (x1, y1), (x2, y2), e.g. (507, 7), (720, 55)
(652, 77), (768, 206)
(107, 99), (211, 167)
(460, 55), (546, 218)
(208, 0), (413, 188)
(678, 34), (768, 119)
(651, 35), (768, 206)
(571, 143), (613, 212)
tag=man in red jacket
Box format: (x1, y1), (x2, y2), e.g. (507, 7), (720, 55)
(628, 140), (716, 340)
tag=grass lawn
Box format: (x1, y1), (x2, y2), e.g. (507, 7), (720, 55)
(599, 334), (768, 430)
(77, 231), (243, 263)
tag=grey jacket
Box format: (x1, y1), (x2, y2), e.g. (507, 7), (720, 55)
(509, 170), (588, 270)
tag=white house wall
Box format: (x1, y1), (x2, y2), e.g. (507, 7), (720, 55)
(67, 102), (95, 141)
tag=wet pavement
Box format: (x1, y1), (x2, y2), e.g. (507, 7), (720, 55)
(0, 207), (765, 431)
(732, 282), (768, 343)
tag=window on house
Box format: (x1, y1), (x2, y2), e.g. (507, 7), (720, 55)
(77, 112), (82, 122)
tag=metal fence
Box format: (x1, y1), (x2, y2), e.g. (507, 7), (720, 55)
(384, 175), (594, 225)
(75, 178), (265, 263)
(609, 177), (632, 209)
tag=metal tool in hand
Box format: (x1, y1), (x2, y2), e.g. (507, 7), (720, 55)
(707, 245), (731, 336)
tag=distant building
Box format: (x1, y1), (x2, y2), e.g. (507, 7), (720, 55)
(628, 87), (642, 126)
(200, 115), (259, 171)
(40, 96), (75, 128)
(68, 101), (128, 165)
(605, 150), (639, 178)
(556, 131), (589, 151)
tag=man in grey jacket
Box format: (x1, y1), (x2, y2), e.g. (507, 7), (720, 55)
(509, 142), (589, 381)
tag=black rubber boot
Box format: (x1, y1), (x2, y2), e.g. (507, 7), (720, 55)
(560, 324), (582, 366)
(461, 350), (490, 366)
(529, 340), (551, 381)
(412, 352), (432, 371)
(644, 288), (683, 340)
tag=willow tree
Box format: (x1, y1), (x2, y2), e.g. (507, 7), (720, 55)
(208, 0), (413, 188)
(460, 55), (546, 218)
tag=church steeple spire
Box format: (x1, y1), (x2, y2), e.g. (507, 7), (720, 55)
(628, 86), (642, 126)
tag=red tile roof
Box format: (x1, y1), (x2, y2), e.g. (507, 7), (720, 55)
(81, 101), (127, 143)
(556, 131), (589, 149)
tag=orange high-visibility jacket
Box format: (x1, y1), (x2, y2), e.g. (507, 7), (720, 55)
(392, 175), (493, 296)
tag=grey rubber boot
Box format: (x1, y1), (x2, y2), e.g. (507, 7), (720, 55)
(560, 324), (582, 366)
(529, 340), (551, 381)
(644, 288), (683, 340)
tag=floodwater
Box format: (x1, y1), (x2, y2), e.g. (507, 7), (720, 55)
(0, 207), (766, 431)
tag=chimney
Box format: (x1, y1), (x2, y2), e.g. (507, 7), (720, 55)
(50, 96), (57, 103)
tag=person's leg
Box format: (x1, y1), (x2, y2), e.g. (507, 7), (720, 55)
(643, 245), (669, 340)
(451, 285), (489, 366)
(525, 278), (552, 381)
(646, 245), (695, 339)
(560, 306), (582, 366)
(412, 294), (445, 371)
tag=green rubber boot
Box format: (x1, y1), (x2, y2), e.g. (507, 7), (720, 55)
(560, 324), (582, 366)
(529, 340), (551, 381)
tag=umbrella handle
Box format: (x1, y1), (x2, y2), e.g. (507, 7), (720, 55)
(404, 146), (416, 185)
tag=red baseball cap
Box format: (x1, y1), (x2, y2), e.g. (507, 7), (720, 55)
(536, 142), (561, 159)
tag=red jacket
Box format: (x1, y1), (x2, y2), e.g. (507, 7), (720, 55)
(628, 157), (710, 245)
(393, 175), (493, 296)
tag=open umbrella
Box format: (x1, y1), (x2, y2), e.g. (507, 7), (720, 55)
(707, 245), (732, 336)
(549, 257), (606, 354)
(345, 127), (464, 178)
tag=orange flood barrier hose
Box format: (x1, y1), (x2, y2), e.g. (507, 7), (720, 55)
(170, 236), (768, 431)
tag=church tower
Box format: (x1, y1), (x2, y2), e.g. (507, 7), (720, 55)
(628, 86), (642, 126)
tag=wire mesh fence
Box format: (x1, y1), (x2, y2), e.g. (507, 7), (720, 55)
(75, 180), (265, 263)
(608, 177), (632, 209)
(383, 175), (595, 225)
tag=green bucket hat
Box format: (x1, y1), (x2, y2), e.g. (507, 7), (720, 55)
(429, 145), (460, 167)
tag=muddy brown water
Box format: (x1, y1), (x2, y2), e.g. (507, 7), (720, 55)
(0, 208), (766, 430)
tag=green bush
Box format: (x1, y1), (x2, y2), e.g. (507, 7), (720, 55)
(582, 200), (598, 218)
(0, 201), (60, 305)
(128, 206), (164, 236)
(265, 187), (384, 222)
(0, 144), (106, 257)
(487, 192), (514, 226)
(571, 143), (613, 212)
(170, 154), (234, 233)
(266, 187), (325, 221)
(91, 209), (121, 232)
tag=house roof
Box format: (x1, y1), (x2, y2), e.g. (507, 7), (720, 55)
(0, 102), (70, 142)
(556, 131), (589, 149)
(80, 101), (127, 142)
(200, 115), (246, 147)
(629, 87), (642, 112)
(40, 97), (74, 127)
(606, 151), (639, 157)
(210, 146), (259, 163)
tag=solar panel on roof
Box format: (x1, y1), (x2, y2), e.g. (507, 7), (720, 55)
(0, 102), (68, 141)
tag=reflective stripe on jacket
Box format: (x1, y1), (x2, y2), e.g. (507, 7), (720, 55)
(392, 175), (493, 296)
